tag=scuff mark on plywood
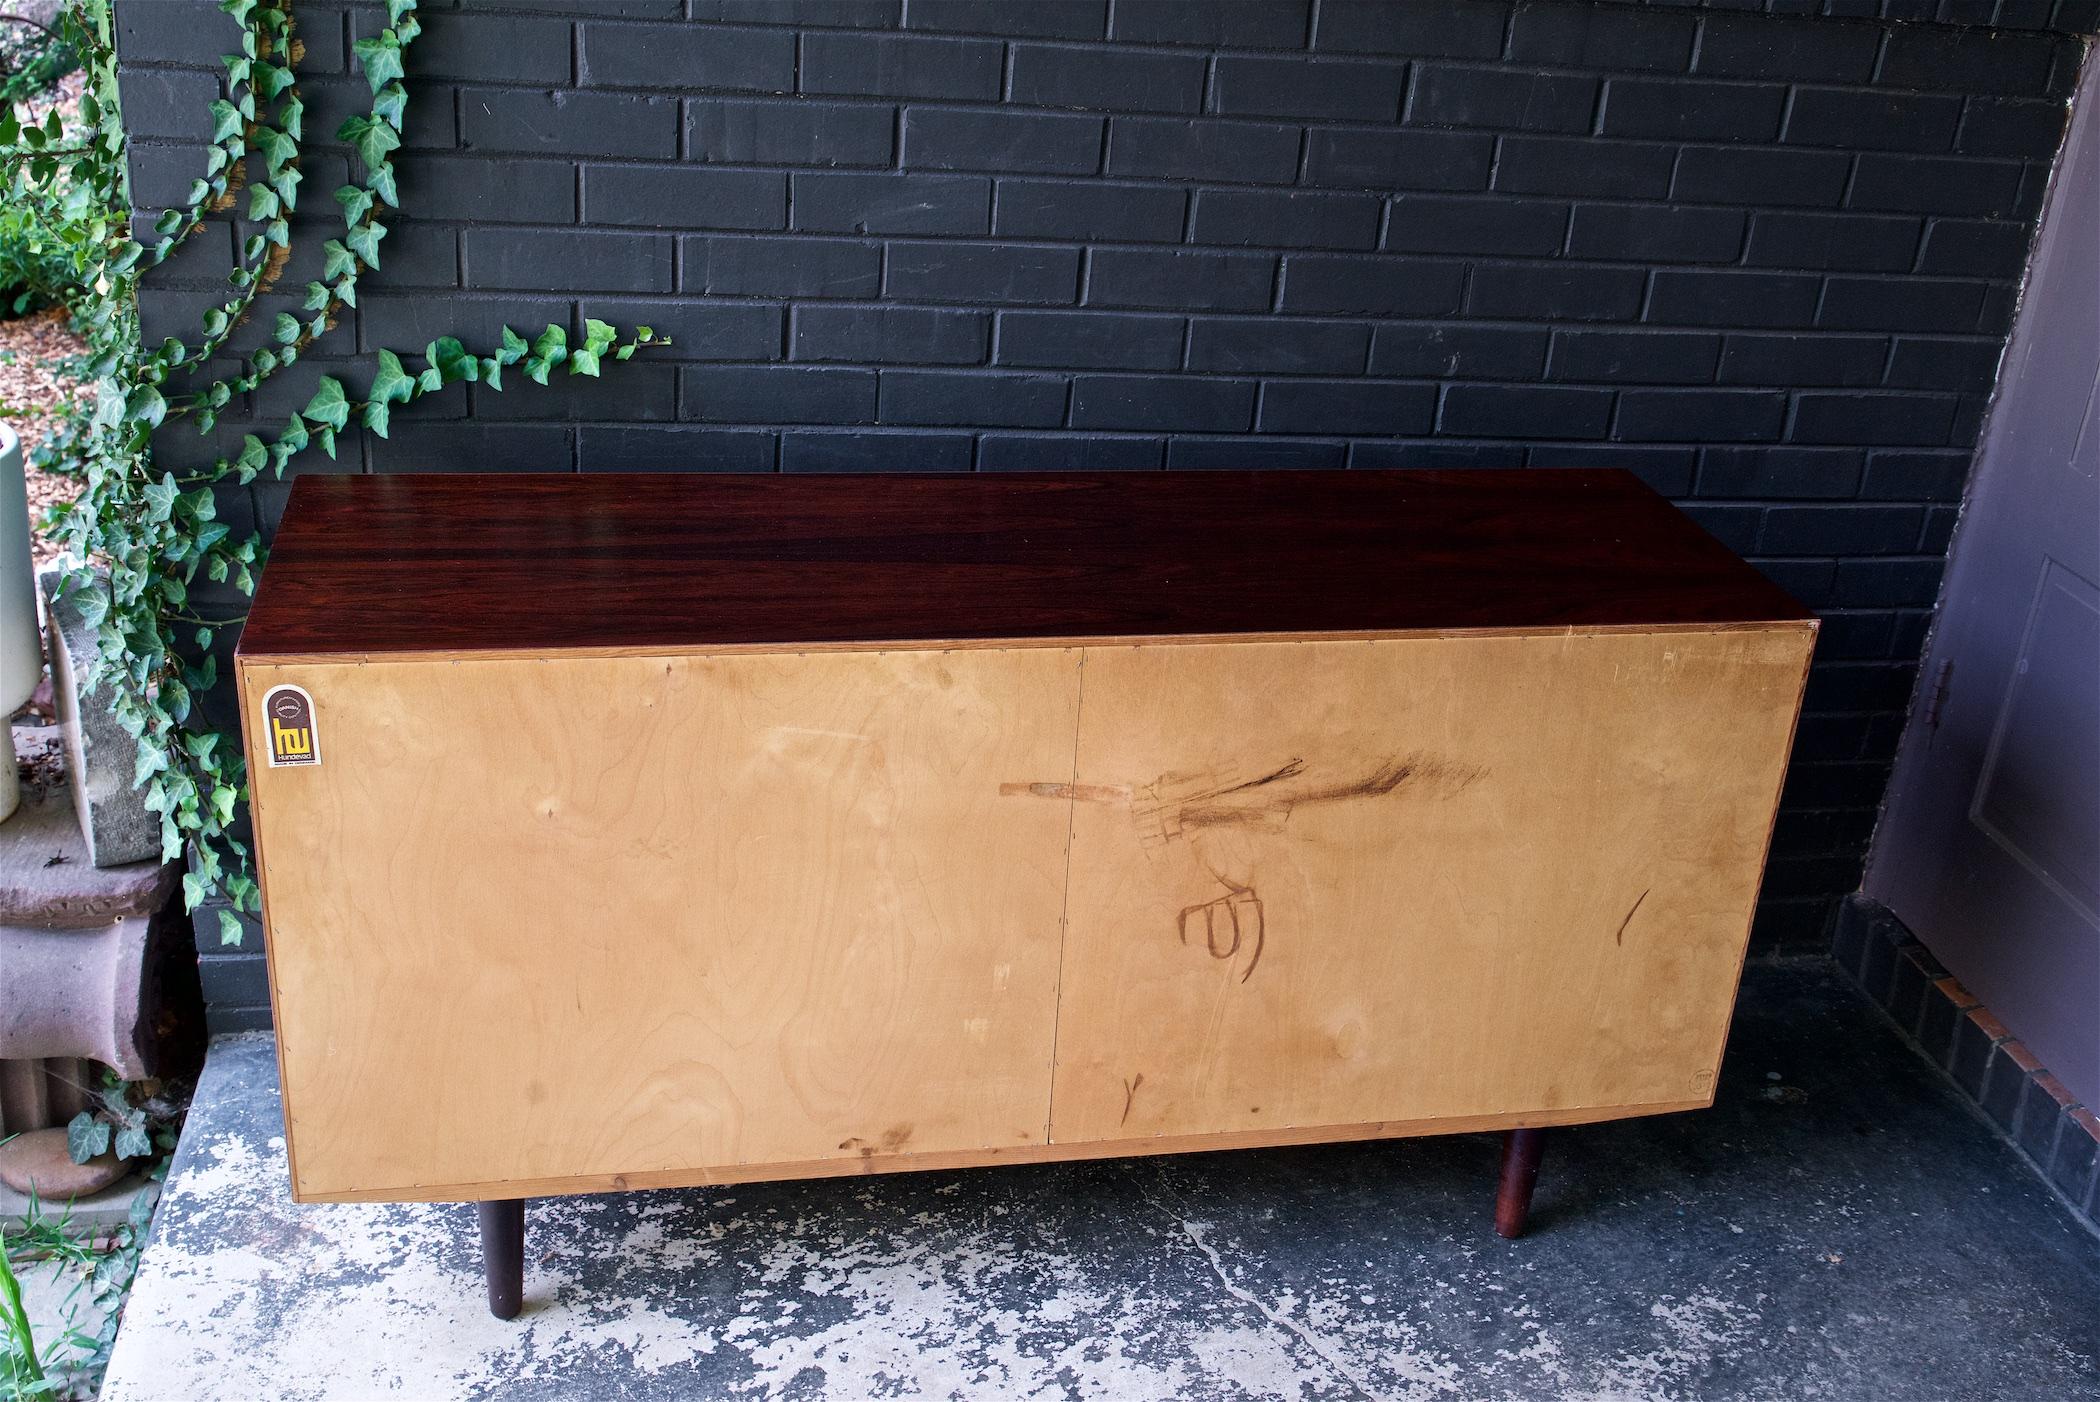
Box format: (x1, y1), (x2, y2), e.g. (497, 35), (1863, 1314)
(1139, 752), (1487, 846)
(1616, 889), (1651, 947)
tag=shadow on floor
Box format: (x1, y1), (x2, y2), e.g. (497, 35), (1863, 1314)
(100, 960), (2100, 1400)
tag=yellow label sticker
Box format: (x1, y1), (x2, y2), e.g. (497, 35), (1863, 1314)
(262, 684), (320, 768)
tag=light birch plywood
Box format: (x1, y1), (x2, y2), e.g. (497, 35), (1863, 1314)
(244, 648), (1082, 1201)
(1045, 626), (1815, 1145)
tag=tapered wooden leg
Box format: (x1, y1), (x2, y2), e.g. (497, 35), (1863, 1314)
(477, 1199), (526, 1318)
(1493, 1128), (1547, 1239)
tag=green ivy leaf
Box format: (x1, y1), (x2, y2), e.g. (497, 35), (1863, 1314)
(428, 336), (477, 383)
(142, 473), (179, 523)
(387, 0), (418, 24)
(273, 312), (300, 344)
(362, 399), (392, 437)
(302, 377), (352, 431)
(334, 184), (374, 226)
(209, 99), (242, 143)
(218, 909), (245, 946)
(370, 348), (415, 405)
(321, 239), (356, 281)
(303, 279), (331, 312)
(369, 160), (400, 208)
(345, 219), (386, 269)
(498, 325), (529, 364)
(371, 81), (408, 132)
(114, 1125), (153, 1160)
(337, 113), (401, 172)
(353, 32), (406, 94)
(67, 1113), (111, 1164)
(246, 184), (281, 221)
(125, 385), (167, 429)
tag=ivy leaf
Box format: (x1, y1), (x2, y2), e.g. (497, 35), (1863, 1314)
(302, 376), (352, 432)
(480, 357), (502, 391)
(498, 325), (529, 365)
(278, 414), (310, 461)
(218, 909), (244, 946)
(273, 312), (300, 344)
(428, 336), (477, 383)
(337, 113), (401, 172)
(237, 435), (267, 479)
(371, 81), (408, 133)
(334, 184), (373, 226)
(524, 323), (568, 385)
(353, 31), (406, 94)
(387, 0), (418, 24)
(345, 219), (386, 269)
(302, 279), (331, 312)
(368, 161), (399, 208)
(246, 183), (280, 221)
(321, 239), (356, 281)
(125, 384), (167, 429)
(370, 348), (415, 405)
(255, 126), (297, 175)
(115, 1125), (153, 1161)
(209, 99), (242, 143)
(142, 473), (179, 523)
(362, 399), (392, 438)
(67, 1113), (111, 1164)
(252, 62), (295, 102)
(183, 873), (208, 912)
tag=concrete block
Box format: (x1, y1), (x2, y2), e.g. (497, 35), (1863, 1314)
(38, 572), (160, 868)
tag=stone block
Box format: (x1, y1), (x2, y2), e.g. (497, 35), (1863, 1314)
(39, 570), (160, 867)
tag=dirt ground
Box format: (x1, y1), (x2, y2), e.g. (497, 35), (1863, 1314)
(1, 304), (88, 567)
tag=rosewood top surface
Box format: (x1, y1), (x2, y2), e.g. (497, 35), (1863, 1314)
(237, 470), (1811, 657)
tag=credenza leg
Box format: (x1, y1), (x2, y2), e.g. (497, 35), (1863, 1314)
(477, 1199), (527, 1318)
(1493, 1128), (1548, 1239)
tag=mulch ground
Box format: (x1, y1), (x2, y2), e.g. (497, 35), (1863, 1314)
(0, 304), (88, 568)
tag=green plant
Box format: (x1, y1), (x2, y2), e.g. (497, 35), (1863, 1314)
(14, 0), (662, 944)
(0, 1183), (155, 1400)
(0, 13), (86, 313)
(0, 14), (79, 106)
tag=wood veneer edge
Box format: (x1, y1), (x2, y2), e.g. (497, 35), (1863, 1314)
(1694, 619), (1823, 1090)
(236, 618), (1811, 668)
(234, 660), (311, 1201)
(287, 1096), (1717, 1204)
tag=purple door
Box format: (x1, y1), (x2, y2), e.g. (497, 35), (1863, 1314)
(1866, 59), (2100, 1106)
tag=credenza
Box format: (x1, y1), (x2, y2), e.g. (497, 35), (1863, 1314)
(237, 470), (1814, 1317)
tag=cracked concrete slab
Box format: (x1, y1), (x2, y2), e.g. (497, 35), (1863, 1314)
(101, 962), (2100, 1400)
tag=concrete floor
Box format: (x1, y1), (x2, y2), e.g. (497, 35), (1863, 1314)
(101, 961), (2100, 1401)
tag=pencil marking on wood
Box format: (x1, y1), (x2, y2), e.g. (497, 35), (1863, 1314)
(1179, 881), (1266, 984)
(998, 781), (1132, 803)
(1139, 752), (1486, 845)
(1121, 1073), (1144, 1125)
(1615, 889), (1650, 947)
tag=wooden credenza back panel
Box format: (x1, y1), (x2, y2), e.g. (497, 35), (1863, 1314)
(1053, 628), (1811, 1145)
(244, 648), (1082, 1201)
(237, 471), (1815, 1203)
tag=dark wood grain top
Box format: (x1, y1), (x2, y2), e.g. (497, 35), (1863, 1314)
(238, 470), (1811, 657)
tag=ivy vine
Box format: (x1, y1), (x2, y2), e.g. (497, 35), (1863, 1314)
(12, 0), (664, 944)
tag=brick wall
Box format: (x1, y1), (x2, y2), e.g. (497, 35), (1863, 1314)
(113, 0), (2092, 1031)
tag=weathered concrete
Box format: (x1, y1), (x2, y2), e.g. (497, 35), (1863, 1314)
(38, 567), (159, 868)
(102, 962), (2100, 1401)
(0, 726), (176, 926)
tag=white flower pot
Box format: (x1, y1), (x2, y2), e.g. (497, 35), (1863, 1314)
(2, 423), (43, 821)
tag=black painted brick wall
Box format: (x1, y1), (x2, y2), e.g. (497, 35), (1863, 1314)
(113, 0), (2091, 1031)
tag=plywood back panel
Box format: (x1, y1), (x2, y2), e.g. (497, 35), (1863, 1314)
(1046, 626), (1814, 1145)
(245, 648), (1082, 1200)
